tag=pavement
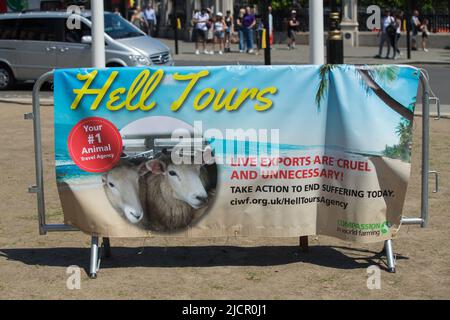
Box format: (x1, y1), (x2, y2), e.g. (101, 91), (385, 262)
(160, 39), (450, 66)
(0, 39), (449, 117)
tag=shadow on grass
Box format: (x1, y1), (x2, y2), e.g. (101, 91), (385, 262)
(0, 244), (408, 275)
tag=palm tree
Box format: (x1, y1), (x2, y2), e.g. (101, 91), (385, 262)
(315, 65), (414, 122)
(383, 118), (413, 162)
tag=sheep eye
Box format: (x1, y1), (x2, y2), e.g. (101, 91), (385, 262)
(168, 170), (177, 176)
(108, 182), (115, 188)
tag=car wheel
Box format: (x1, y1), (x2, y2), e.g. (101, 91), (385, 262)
(0, 65), (14, 90)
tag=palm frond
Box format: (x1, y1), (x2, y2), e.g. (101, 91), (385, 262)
(355, 65), (400, 95)
(315, 65), (337, 108)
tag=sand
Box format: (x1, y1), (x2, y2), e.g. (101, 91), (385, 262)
(0, 103), (449, 299)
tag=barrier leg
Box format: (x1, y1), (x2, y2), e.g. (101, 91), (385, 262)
(102, 237), (111, 258)
(384, 239), (396, 273)
(89, 236), (100, 279)
(299, 236), (309, 252)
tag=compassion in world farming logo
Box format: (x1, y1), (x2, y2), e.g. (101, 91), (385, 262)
(337, 219), (390, 237)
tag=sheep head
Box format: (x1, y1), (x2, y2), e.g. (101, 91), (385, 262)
(144, 157), (208, 209)
(102, 162), (146, 224)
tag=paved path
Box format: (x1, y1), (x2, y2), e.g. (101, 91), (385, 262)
(161, 39), (450, 65)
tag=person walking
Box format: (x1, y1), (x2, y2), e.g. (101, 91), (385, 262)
(144, 3), (157, 37)
(236, 8), (246, 53)
(411, 10), (421, 51)
(242, 6), (256, 54)
(213, 12), (226, 55)
(391, 11), (403, 59)
(374, 9), (395, 59)
(421, 18), (430, 52)
(224, 10), (233, 52)
(193, 8), (210, 55)
(287, 10), (299, 50)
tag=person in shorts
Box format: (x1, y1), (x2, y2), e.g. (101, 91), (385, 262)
(193, 8), (210, 54)
(224, 10), (233, 52)
(421, 18), (430, 52)
(213, 12), (226, 55)
(287, 10), (299, 50)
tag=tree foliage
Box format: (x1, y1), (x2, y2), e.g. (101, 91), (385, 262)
(266, 0), (449, 13)
(358, 0), (449, 14)
(383, 119), (413, 162)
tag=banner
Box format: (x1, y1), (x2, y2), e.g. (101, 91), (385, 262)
(54, 65), (420, 242)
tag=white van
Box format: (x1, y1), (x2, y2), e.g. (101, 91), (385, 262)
(0, 10), (173, 90)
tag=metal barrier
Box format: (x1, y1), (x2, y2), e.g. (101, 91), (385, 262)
(26, 68), (439, 278)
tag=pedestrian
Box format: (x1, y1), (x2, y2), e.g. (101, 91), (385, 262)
(193, 8), (210, 55)
(206, 8), (215, 54)
(411, 10), (421, 51)
(213, 12), (226, 55)
(287, 10), (299, 50)
(236, 8), (246, 53)
(421, 18), (430, 52)
(144, 3), (157, 37)
(256, 16), (264, 55)
(374, 9), (395, 59)
(224, 10), (233, 52)
(131, 9), (146, 32)
(242, 6), (256, 54)
(391, 11), (403, 59)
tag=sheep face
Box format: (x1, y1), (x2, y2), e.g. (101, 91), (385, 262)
(147, 159), (208, 209)
(102, 165), (144, 224)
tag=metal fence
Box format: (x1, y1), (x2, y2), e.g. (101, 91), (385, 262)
(358, 12), (450, 32)
(270, 9), (449, 33)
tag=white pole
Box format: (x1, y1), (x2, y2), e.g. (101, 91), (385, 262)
(91, 0), (105, 68)
(309, 0), (324, 64)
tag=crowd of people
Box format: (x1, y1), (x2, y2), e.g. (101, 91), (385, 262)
(190, 6), (303, 55)
(375, 8), (430, 59)
(125, 4), (434, 59)
(123, 3), (305, 56)
(125, 2), (300, 55)
(192, 6), (268, 55)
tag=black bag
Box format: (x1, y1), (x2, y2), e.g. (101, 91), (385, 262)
(386, 22), (396, 38)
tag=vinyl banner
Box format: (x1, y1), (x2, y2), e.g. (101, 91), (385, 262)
(54, 65), (420, 243)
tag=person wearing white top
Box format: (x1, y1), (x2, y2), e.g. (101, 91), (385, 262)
(213, 12), (226, 55)
(192, 8), (210, 54)
(375, 9), (395, 58)
(411, 10), (421, 51)
(144, 4), (157, 36)
(392, 11), (403, 59)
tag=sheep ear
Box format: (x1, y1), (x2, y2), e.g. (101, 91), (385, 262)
(146, 159), (166, 175)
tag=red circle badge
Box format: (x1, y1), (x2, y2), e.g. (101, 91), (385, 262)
(67, 117), (123, 173)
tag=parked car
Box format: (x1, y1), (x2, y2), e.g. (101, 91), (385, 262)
(0, 10), (173, 90)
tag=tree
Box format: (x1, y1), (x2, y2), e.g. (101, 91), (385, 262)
(383, 118), (413, 161)
(315, 65), (414, 122)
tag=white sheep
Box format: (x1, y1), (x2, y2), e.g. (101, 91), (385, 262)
(139, 155), (212, 231)
(102, 161), (146, 225)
